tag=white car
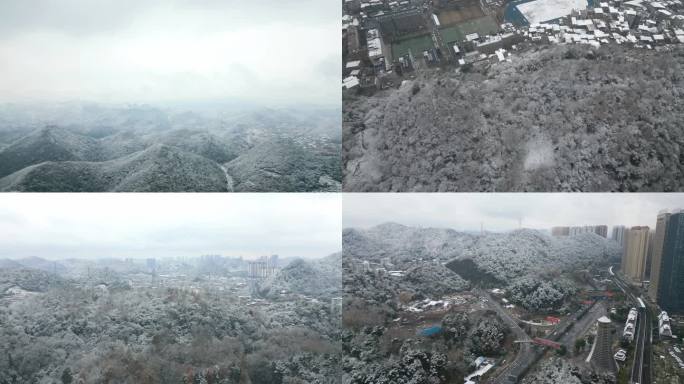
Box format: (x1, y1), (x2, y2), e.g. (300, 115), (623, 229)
(614, 350), (627, 362)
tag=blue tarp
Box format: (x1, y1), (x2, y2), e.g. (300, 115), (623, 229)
(419, 326), (442, 337)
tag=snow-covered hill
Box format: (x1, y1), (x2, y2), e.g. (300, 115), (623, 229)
(344, 223), (621, 285)
(343, 44), (684, 192)
(260, 253), (342, 299)
(0, 104), (341, 192)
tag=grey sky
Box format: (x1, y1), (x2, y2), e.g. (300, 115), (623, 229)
(0, 0), (339, 105)
(344, 193), (684, 232)
(0, 193), (341, 260)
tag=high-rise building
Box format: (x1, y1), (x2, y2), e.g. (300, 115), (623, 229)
(551, 226), (570, 236)
(567, 225), (608, 237)
(657, 211), (684, 314)
(590, 316), (617, 374)
(613, 225), (628, 268)
(267, 254), (279, 275)
(645, 229), (655, 279)
(612, 225), (627, 245)
(248, 260), (268, 279)
(594, 225), (608, 238)
(618, 226), (630, 272)
(146, 258), (157, 273)
(649, 211), (671, 302)
(624, 226), (650, 282)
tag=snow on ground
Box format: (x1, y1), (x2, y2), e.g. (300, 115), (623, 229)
(517, 0), (588, 24)
(524, 136), (555, 170)
(465, 363), (494, 384)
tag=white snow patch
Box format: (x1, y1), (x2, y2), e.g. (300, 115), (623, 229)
(524, 136), (555, 170)
(518, 0), (588, 24)
(465, 363), (494, 384)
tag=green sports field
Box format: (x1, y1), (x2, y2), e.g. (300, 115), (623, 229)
(439, 15), (500, 45)
(391, 34), (435, 59)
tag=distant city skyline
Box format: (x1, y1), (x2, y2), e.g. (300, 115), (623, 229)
(344, 193), (684, 232)
(0, 194), (341, 260)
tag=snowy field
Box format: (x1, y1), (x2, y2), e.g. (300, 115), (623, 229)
(517, 0), (587, 24)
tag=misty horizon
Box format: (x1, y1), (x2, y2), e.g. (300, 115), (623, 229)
(344, 193), (684, 232)
(0, 253), (337, 262)
(0, 0), (339, 105)
(0, 194), (341, 260)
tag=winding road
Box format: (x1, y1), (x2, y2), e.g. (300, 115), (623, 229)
(478, 289), (534, 384)
(219, 164), (234, 192)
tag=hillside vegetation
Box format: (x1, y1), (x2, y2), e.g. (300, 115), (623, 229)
(344, 224), (621, 303)
(0, 255), (342, 384)
(344, 45), (684, 191)
(0, 105), (341, 192)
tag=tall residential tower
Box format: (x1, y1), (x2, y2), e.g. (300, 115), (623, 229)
(649, 211), (671, 302)
(657, 211), (684, 314)
(623, 226), (650, 282)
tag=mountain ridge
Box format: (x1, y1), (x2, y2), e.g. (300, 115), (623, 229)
(0, 106), (341, 191)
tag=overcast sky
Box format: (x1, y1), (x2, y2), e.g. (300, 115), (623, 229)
(344, 193), (684, 232)
(0, 0), (339, 105)
(0, 194), (341, 260)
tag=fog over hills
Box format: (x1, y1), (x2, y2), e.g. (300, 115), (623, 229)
(0, 253), (342, 383)
(0, 103), (341, 192)
(260, 252), (342, 299)
(0, 143), (228, 192)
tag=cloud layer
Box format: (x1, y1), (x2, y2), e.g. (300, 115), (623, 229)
(344, 193), (684, 232)
(0, 0), (339, 105)
(0, 194), (341, 260)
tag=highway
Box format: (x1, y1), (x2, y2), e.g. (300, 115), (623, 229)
(478, 289), (536, 384)
(629, 306), (652, 384)
(558, 300), (605, 348)
(479, 271), (631, 384)
(612, 271), (652, 384)
(631, 307), (646, 384)
(481, 288), (603, 384)
(479, 266), (653, 384)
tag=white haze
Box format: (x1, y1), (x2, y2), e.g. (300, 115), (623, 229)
(344, 193), (684, 232)
(0, 193), (341, 260)
(0, 0), (340, 106)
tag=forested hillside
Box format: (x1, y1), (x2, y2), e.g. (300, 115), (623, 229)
(344, 44), (684, 192)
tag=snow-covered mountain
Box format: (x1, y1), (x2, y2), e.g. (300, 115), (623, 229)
(344, 223), (621, 285)
(260, 253), (342, 299)
(0, 103), (341, 192)
(343, 44), (684, 192)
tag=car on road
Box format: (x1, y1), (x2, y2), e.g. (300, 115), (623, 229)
(615, 349), (627, 362)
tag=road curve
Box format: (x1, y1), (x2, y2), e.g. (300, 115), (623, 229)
(219, 164), (234, 192)
(478, 289), (532, 384)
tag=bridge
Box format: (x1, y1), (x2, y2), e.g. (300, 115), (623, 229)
(514, 337), (562, 350)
